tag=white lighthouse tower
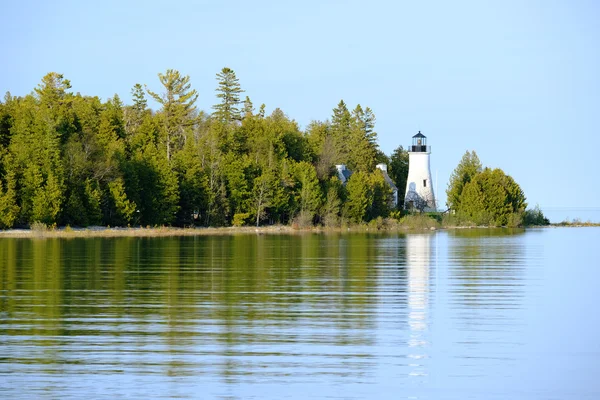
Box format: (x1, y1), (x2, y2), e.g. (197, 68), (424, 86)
(404, 131), (436, 211)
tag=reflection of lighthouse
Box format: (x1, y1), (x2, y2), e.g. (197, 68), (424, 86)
(406, 234), (433, 377)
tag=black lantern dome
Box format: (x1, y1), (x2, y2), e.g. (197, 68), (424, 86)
(410, 131), (429, 152)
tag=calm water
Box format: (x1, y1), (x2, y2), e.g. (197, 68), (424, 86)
(1, 228), (599, 399)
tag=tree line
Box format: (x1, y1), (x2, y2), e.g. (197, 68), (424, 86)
(0, 69), (411, 229)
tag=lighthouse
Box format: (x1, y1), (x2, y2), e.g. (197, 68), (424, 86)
(404, 131), (436, 211)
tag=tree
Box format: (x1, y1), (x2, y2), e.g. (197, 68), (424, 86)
(0, 163), (19, 228)
(146, 69), (198, 160)
(292, 161), (322, 224)
(242, 96), (254, 119)
(34, 72), (76, 142)
(348, 105), (378, 172)
(252, 170), (275, 226)
(212, 67), (244, 124)
(320, 176), (343, 227)
(389, 145), (409, 206)
(306, 120), (336, 180)
(329, 100), (351, 165)
(459, 168), (527, 226)
(0, 92), (16, 152)
(367, 171), (391, 220)
(344, 171), (371, 223)
(446, 150), (482, 210)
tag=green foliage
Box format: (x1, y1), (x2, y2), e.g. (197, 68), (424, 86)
(252, 169), (276, 226)
(291, 161), (322, 223)
(458, 168), (527, 226)
(213, 67), (244, 124)
(0, 167), (19, 229)
(398, 214), (440, 229)
(367, 170), (392, 220)
(146, 69), (198, 160)
(0, 71), (410, 229)
(347, 105), (378, 172)
(31, 172), (63, 225)
(321, 176), (343, 227)
(342, 170), (390, 223)
(523, 205), (550, 226)
(446, 150), (482, 210)
(232, 212), (251, 227)
(389, 145), (409, 206)
(107, 177), (136, 225)
(344, 171), (370, 223)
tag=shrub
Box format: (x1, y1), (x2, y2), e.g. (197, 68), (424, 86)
(523, 205), (550, 226)
(232, 213), (251, 227)
(399, 214), (440, 229)
(292, 211), (313, 229)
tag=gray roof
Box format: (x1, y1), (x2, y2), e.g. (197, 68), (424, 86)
(412, 131), (426, 138)
(340, 169), (352, 181)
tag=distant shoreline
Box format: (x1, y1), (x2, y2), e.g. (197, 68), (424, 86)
(0, 222), (597, 239)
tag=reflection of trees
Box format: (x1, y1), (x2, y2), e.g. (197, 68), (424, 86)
(448, 228), (526, 311)
(0, 234), (380, 381)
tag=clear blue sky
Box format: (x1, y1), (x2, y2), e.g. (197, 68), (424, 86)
(1, 0), (599, 220)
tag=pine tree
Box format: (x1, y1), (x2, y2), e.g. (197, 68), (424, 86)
(212, 67), (244, 124)
(242, 96), (254, 119)
(131, 83), (147, 113)
(348, 104), (378, 172)
(146, 69), (198, 160)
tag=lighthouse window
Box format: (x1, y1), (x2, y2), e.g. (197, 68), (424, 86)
(423, 179), (427, 187)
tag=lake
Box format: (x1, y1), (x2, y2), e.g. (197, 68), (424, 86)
(1, 228), (599, 399)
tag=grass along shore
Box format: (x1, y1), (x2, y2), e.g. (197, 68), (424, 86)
(0, 214), (597, 239)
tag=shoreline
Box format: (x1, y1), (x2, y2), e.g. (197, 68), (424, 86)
(0, 222), (597, 239)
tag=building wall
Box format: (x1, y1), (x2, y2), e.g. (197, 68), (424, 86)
(404, 152), (436, 211)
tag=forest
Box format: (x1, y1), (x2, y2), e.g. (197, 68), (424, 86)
(0, 69), (411, 229)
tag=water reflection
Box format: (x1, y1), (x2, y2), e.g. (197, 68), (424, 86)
(1, 229), (595, 400)
(0, 235), (384, 397)
(406, 234), (433, 378)
(448, 229), (526, 311)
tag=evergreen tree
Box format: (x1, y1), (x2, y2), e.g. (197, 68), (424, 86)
(367, 170), (391, 220)
(132, 83), (147, 113)
(34, 72), (77, 142)
(146, 69), (198, 160)
(344, 171), (371, 223)
(0, 92), (16, 152)
(330, 100), (351, 164)
(446, 150), (482, 210)
(389, 145), (409, 206)
(6, 93), (65, 225)
(0, 161), (19, 228)
(242, 96), (254, 118)
(212, 67), (244, 124)
(292, 161), (323, 224)
(459, 168), (526, 226)
(348, 104), (378, 172)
